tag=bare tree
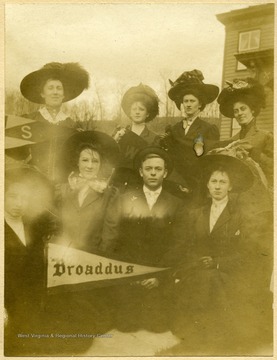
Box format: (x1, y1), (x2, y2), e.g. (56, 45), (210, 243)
(5, 90), (39, 115)
(94, 81), (104, 120)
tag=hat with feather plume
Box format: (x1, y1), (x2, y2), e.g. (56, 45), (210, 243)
(217, 78), (266, 118)
(168, 69), (219, 110)
(20, 62), (90, 104)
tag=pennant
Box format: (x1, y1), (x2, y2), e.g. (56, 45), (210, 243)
(5, 136), (35, 149)
(5, 115), (37, 129)
(5, 114), (76, 149)
(47, 243), (169, 293)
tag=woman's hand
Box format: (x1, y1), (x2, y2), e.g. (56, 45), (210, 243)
(199, 256), (216, 269)
(113, 127), (127, 142)
(140, 278), (159, 289)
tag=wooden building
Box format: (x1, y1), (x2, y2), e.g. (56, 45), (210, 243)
(216, 3), (274, 139)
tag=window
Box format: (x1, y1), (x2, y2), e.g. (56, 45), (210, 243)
(238, 30), (261, 52)
(237, 61), (247, 71)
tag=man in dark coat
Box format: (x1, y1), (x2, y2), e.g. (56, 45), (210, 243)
(113, 146), (188, 332)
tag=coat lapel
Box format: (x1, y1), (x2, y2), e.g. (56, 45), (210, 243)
(129, 188), (151, 215)
(152, 189), (168, 210)
(69, 188), (101, 210)
(81, 188), (101, 208)
(186, 117), (201, 137)
(140, 126), (149, 139)
(210, 202), (231, 234)
(201, 203), (211, 236)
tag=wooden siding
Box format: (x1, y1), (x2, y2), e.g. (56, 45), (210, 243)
(219, 8), (274, 138)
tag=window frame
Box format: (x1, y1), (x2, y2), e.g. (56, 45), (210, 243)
(238, 29), (261, 53)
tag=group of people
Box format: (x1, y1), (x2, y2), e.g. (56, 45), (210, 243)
(4, 62), (273, 356)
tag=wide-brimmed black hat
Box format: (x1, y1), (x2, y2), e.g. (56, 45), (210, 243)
(217, 78), (266, 118)
(168, 69), (219, 110)
(199, 149), (254, 192)
(20, 62), (89, 104)
(134, 146), (173, 175)
(60, 130), (120, 177)
(121, 83), (159, 122)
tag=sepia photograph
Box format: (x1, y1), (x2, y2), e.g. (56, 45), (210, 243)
(3, 1), (274, 357)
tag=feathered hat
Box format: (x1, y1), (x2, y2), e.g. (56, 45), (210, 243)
(217, 78), (266, 118)
(168, 69), (219, 110)
(20, 62), (90, 104)
(121, 83), (159, 122)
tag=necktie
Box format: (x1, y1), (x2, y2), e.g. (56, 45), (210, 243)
(183, 119), (191, 135)
(145, 191), (159, 210)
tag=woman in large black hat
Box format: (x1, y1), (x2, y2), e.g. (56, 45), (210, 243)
(44, 131), (120, 346)
(20, 62), (89, 125)
(55, 130), (120, 254)
(112, 83), (160, 190)
(11, 62), (90, 180)
(217, 78), (273, 186)
(160, 69), (220, 191)
(170, 151), (273, 354)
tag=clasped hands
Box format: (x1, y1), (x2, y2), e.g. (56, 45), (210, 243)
(130, 278), (159, 289)
(199, 256), (217, 269)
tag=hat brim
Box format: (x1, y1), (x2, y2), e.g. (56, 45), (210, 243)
(133, 146), (173, 175)
(121, 84), (159, 122)
(20, 68), (86, 104)
(218, 89), (243, 118)
(168, 83), (219, 110)
(60, 130), (120, 176)
(218, 87), (265, 118)
(199, 154), (254, 192)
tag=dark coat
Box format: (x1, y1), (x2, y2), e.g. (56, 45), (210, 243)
(59, 186), (120, 254)
(189, 200), (243, 274)
(113, 126), (160, 190)
(160, 118), (220, 187)
(182, 199), (272, 287)
(117, 126), (159, 169)
(219, 120), (273, 186)
(115, 188), (188, 267)
(171, 198), (273, 346)
(113, 187), (189, 333)
(4, 216), (48, 319)
(20, 111), (76, 180)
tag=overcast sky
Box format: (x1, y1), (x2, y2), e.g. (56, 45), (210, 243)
(5, 3), (251, 116)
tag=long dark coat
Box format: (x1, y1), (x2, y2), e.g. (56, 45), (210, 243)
(112, 187), (188, 332)
(171, 199), (273, 351)
(115, 188), (188, 267)
(4, 216), (51, 355)
(160, 117), (220, 188)
(58, 186), (120, 254)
